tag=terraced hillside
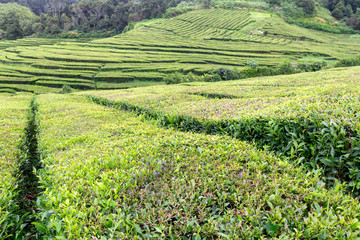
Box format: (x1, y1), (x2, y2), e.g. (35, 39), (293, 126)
(1, 8), (360, 93)
(83, 66), (360, 192)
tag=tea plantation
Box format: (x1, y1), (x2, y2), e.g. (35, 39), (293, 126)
(1, 6), (360, 240)
(84, 66), (360, 191)
(1, 8), (360, 93)
(0, 92), (359, 239)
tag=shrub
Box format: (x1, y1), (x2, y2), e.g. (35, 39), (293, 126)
(286, 18), (358, 34)
(163, 1), (198, 18)
(164, 72), (185, 84)
(60, 84), (72, 94)
(215, 0), (270, 10)
(246, 60), (259, 68)
(182, 72), (199, 82)
(277, 62), (296, 74)
(336, 55), (360, 67)
(164, 61), (327, 85)
(216, 67), (238, 80)
(298, 61), (327, 72)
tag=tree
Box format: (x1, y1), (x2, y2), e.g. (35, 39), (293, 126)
(199, 0), (211, 8)
(1, 12), (24, 39)
(326, 0), (339, 11)
(265, 0), (281, 7)
(345, 3), (354, 16)
(297, 0), (316, 15)
(60, 13), (71, 31)
(332, 0), (346, 19)
(0, 3), (37, 39)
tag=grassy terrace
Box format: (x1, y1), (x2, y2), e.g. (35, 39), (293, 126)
(1, 9), (360, 93)
(0, 94), (31, 238)
(82, 66), (360, 121)
(34, 94), (360, 238)
(82, 66), (360, 193)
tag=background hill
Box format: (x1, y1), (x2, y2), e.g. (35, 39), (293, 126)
(0, 7), (360, 93)
(0, 0), (359, 41)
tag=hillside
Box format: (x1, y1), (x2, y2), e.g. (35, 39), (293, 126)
(1, 67), (360, 239)
(1, 8), (360, 93)
(82, 65), (360, 187)
(1, 5), (360, 239)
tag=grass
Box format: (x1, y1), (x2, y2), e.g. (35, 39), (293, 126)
(32, 94), (360, 238)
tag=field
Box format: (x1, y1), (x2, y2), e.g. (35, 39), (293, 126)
(0, 93), (357, 238)
(0, 66), (359, 238)
(1, 8), (360, 93)
(0, 94), (32, 238)
(82, 66), (360, 191)
(83, 66), (360, 121)
(1, 5), (360, 239)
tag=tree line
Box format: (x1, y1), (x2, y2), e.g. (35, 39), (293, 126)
(0, 0), (187, 40)
(323, 0), (360, 29)
(266, 0), (360, 29)
(1, 0), (359, 40)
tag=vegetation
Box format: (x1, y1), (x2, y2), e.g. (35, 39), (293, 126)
(164, 62), (326, 84)
(26, 93), (360, 238)
(82, 66), (360, 193)
(1, 3), (360, 238)
(0, 0), (185, 39)
(0, 94), (32, 239)
(322, 0), (360, 29)
(1, 8), (360, 92)
(0, 3), (38, 40)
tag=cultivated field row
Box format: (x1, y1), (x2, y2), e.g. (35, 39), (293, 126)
(83, 66), (360, 192)
(1, 9), (360, 93)
(1, 92), (359, 238)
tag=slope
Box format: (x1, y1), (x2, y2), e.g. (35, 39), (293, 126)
(0, 8), (360, 93)
(82, 66), (360, 193)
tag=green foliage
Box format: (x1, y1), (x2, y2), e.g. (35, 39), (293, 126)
(0, 3), (38, 40)
(163, 1), (198, 18)
(336, 55), (360, 67)
(12, 96), (43, 238)
(246, 60), (259, 68)
(83, 66), (360, 195)
(164, 72), (185, 84)
(322, 0), (360, 29)
(122, 22), (136, 34)
(59, 84), (73, 94)
(32, 94), (360, 238)
(88, 94), (360, 193)
(215, 0), (270, 10)
(9, 0), (183, 38)
(297, 0), (316, 15)
(298, 61), (327, 71)
(164, 61), (327, 85)
(1, 8), (360, 93)
(0, 94), (32, 239)
(286, 17), (358, 33)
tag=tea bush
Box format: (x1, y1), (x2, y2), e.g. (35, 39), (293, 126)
(0, 94), (31, 239)
(32, 94), (360, 238)
(336, 55), (360, 67)
(83, 66), (360, 194)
